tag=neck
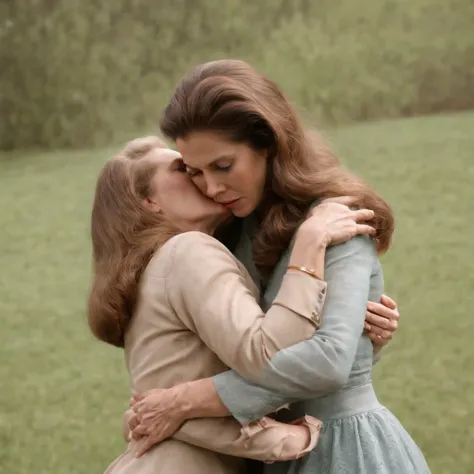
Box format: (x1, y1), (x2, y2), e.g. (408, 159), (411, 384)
(180, 214), (231, 236)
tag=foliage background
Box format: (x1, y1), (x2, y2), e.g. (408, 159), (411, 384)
(1, 0), (473, 150)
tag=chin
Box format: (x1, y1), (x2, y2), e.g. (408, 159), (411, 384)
(232, 206), (252, 218)
(233, 197), (259, 218)
(210, 207), (233, 224)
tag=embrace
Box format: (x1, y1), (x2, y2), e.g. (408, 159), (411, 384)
(88, 60), (430, 473)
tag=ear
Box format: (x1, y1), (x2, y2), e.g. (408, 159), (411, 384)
(143, 197), (161, 213)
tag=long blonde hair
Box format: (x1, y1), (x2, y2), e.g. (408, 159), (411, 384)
(87, 136), (179, 347)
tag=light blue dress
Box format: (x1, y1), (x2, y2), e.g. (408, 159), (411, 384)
(213, 214), (430, 474)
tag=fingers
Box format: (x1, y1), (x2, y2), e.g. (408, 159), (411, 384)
(352, 208), (375, 222)
(364, 321), (393, 340)
(132, 423), (149, 438)
(364, 322), (393, 340)
(135, 436), (159, 458)
(355, 224), (376, 236)
(365, 309), (396, 340)
(130, 393), (145, 407)
(128, 414), (140, 433)
(368, 331), (390, 346)
(380, 294), (398, 311)
(131, 400), (148, 414)
(367, 301), (400, 321)
(307, 202), (345, 219)
(322, 196), (357, 206)
(365, 310), (398, 330)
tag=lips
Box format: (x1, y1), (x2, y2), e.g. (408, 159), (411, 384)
(220, 198), (241, 209)
(221, 198), (240, 205)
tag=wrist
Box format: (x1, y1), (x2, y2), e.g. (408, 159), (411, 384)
(312, 231), (330, 249)
(290, 236), (327, 269)
(178, 381), (198, 419)
(181, 378), (230, 419)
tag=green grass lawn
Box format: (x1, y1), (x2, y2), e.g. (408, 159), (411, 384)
(1, 112), (473, 473)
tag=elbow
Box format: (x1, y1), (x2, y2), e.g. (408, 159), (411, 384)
(306, 357), (352, 396)
(317, 343), (353, 393)
(325, 365), (351, 392)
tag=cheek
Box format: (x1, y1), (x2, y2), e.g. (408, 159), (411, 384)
(155, 175), (187, 203)
(156, 178), (175, 198)
(174, 177), (198, 197)
(191, 176), (206, 194)
(239, 159), (266, 196)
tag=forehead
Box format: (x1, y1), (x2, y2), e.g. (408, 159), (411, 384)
(177, 131), (237, 165)
(147, 147), (182, 166)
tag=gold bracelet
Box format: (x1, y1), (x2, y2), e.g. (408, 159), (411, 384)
(287, 265), (323, 281)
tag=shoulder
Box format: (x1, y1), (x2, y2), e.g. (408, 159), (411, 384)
(325, 235), (377, 267)
(150, 231), (239, 279)
(170, 231), (236, 260)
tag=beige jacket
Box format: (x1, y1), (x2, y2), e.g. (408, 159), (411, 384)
(104, 231), (327, 474)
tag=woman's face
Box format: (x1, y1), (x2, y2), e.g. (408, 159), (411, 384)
(147, 147), (231, 231)
(176, 131), (268, 218)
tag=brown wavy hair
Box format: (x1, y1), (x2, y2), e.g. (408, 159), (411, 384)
(88, 136), (179, 348)
(160, 59), (395, 276)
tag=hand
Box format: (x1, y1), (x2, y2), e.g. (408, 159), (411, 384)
(364, 294), (400, 346)
(299, 196), (375, 248)
(277, 424), (312, 459)
(129, 386), (188, 457)
(123, 408), (136, 441)
(242, 416), (322, 461)
(277, 415), (322, 460)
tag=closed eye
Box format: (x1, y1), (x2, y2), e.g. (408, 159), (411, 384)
(177, 161), (187, 172)
(185, 166), (202, 177)
(172, 158), (187, 173)
(212, 164), (232, 172)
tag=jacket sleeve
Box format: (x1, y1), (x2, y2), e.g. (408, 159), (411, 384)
(166, 231), (327, 379)
(172, 415), (322, 462)
(123, 408), (321, 462)
(124, 230), (327, 460)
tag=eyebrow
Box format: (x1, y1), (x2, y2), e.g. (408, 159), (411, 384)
(185, 154), (236, 170)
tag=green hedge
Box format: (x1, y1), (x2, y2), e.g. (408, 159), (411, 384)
(1, 0), (473, 150)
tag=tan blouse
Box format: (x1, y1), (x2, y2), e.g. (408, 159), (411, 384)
(104, 231), (327, 474)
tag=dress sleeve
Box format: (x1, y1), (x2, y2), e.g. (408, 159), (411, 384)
(212, 235), (378, 424)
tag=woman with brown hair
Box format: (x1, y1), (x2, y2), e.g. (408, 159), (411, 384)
(127, 60), (430, 473)
(89, 137), (378, 473)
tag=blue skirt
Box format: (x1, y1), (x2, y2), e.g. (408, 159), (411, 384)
(264, 386), (430, 474)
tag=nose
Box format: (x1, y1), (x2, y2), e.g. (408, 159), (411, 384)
(204, 176), (226, 199)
